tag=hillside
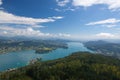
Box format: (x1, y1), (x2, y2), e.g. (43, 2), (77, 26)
(84, 40), (120, 59)
(0, 52), (120, 80)
(0, 40), (68, 54)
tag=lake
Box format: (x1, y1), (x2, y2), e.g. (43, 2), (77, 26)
(0, 42), (92, 71)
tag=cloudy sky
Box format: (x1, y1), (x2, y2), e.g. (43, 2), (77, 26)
(0, 0), (120, 40)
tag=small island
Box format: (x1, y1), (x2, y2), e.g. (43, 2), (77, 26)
(35, 44), (68, 54)
(35, 47), (56, 54)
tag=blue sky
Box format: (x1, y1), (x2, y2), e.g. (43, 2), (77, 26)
(0, 0), (120, 40)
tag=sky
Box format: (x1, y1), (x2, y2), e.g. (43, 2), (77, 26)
(0, 0), (120, 40)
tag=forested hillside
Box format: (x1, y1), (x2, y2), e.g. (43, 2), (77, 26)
(84, 40), (120, 59)
(0, 52), (120, 80)
(0, 40), (68, 54)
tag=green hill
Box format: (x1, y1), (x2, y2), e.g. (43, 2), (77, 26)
(0, 52), (120, 80)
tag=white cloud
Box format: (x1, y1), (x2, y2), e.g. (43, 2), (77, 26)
(86, 18), (120, 25)
(72, 0), (120, 10)
(0, 11), (63, 26)
(0, 26), (71, 38)
(58, 33), (71, 37)
(0, 27), (43, 37)
(96, 32), (116, 38)
(56, 0), (70, 6)
(3, 31), (7, 34)
(56, 0), (120, 11)
(0, 0), (2, 6)
(86, 18), (120, 28)
(0, 10), (65, 38)
(49, 16), (63, 19)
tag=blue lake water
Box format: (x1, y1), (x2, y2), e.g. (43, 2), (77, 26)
(0, 42), (92, 71)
